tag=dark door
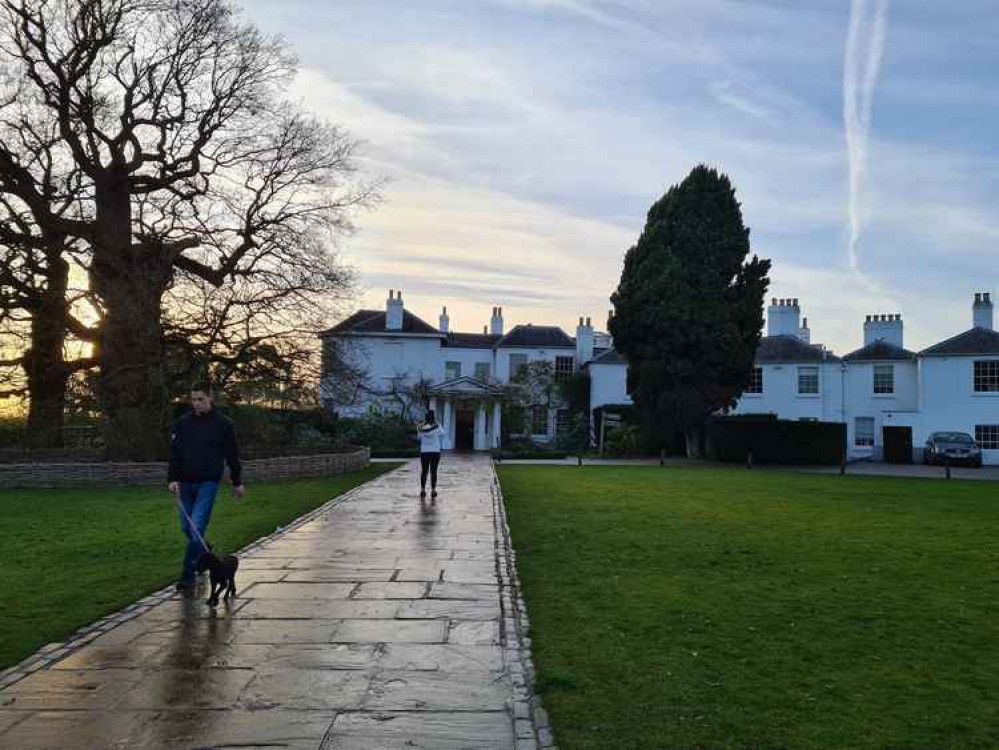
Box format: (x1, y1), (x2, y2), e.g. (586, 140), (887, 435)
(883, 426), (913, 464)
(455, 408), (475, 451)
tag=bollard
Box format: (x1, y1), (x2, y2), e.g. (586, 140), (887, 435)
(577, 455), (582, 467)
(746, 450), (753, 470)
(945, 459), (951, 480)
(660, 448), (665, 467)
(840, 454), (846, 475)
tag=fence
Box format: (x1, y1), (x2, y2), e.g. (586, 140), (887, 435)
(0, 447), (370, 489)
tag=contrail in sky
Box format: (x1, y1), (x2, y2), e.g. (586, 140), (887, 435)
(843, 0), (889, 272)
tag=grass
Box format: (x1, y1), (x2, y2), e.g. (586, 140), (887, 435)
(497, 465), (999, 750)
(0, 464), (399, 670)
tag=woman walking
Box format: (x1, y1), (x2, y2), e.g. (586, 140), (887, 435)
(418, 410), (446, 498)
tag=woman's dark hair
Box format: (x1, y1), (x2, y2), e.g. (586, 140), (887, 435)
(425, 409), (436, 423)
(190, 381), (214, 396)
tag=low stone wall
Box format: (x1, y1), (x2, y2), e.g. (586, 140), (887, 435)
(0, 447), (370, 489)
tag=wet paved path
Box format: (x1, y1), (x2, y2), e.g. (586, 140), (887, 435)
(0, 457), (533, 749)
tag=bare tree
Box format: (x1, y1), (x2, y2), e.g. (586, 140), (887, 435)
(0, 0), (376, 458)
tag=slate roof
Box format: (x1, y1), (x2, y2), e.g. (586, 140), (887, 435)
(920, 326), (999, 357)
(320, 309), (440, 337)
(442, 332), (502, 349)
(496, 324), (576, 349)
(588, 348), (627, 365)
(843, 340), (917, 362)
(755, 335), (840, 363)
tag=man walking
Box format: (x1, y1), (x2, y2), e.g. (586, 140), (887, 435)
(168, 383), (245, 592)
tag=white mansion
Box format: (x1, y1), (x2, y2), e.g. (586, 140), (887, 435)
(319, 288), (999, 465)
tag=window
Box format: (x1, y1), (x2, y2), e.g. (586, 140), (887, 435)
(555, 409), (572, 436)
(555, 356), (575, 382)
(531, 405), (549, 436)
(797, 366), (819, 395)
(445, 361), (461, 380)
(746, 366), (763, 394)
(976, 425), (999, 450)
(974, 361), (999, 392)
(474, 362), (490, 381)
(855, 417), (875, 447)
(873, 363), (894, 394)
(508, 406), (527, 435)
(509, 354), (528, 380)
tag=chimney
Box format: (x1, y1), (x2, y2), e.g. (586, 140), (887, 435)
(575, 315), (594, 367)
(386, 289), (404, 331)
(798, 316), (810, 345)
(863, 312), (903, 347)
(490, 306), (504, 336)
(973, 291), (994, 330)
(439, 305), (449, 334)
(766, 297), (802, 337)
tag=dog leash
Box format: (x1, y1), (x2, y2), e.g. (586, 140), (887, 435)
(175, 493), (211, 554)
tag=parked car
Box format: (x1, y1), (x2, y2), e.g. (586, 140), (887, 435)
(923, 431), (983, 467)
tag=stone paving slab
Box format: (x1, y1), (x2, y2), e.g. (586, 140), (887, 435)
(0, 456), (546, 749)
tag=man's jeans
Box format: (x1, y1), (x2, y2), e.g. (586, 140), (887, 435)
(178, 480), (220, 583)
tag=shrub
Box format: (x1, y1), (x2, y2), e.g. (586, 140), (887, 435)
(706, 417), (845, 465)
(604, 424), (642, 457)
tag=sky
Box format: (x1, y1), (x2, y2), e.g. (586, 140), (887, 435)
(240, 0), (998, 355)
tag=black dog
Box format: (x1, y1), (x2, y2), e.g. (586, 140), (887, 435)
(195, 546), (239, 608)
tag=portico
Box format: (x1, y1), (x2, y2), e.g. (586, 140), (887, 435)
(427, 376), (505, 452)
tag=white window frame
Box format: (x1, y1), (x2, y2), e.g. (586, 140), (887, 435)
(555, 356), (575, 382)
(531, 405), (549, 436)
(855, 416), (875, 447)
(975, 424), (999, 450)
(973, 360), (999, 393)
(509, 354), (528, 380)
(445, 361), (461, 380)
(873, 363), (895, 395)
(474, 362), (490, 381)
(797, 366), (820, 396)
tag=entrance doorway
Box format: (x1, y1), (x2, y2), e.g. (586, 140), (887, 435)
(455, 408), (476, 451)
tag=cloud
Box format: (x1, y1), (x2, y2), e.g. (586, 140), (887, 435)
(843, 0), (890, 272)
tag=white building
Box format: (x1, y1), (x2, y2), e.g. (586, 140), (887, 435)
(731, 293), (999, 465)
(320, 288), (999, 464)
(319, 290), (625, 450)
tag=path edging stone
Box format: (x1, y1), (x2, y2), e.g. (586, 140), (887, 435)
(491, 461), (558, 750)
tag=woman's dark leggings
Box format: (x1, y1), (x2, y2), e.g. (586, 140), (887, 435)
(420, 452), (441, 490)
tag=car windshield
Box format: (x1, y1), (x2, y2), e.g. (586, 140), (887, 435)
(931, 432), (973, 444)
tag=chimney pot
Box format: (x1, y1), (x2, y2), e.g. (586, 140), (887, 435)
(771, 298), (777, 306)
(389, 289), (394, 299)
(579, 316), (584, 326)
(793, 298), (799, 307)
(985, 293), (992, 303)
(443, 306), (447, 314)
(586, 316), (591, 326)
(975, 293), (982, 303)
(483, 325), (487, 334)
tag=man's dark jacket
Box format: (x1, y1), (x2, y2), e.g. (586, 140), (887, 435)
(168, 409), (243, 485)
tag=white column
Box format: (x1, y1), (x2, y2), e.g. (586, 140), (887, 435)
(443, 400), (454, 450)
(475, 403), (487, 451)
(492, 401), (502, 449)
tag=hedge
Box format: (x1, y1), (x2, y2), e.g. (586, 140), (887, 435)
(706, 417), (845, 465)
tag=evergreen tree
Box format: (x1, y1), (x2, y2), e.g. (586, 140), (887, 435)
(609, 165), (770, 456)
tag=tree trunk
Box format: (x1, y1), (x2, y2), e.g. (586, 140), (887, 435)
(685, 426), (704, 460)
(91, 182), (173, 460)
(24, 248), (70, 448)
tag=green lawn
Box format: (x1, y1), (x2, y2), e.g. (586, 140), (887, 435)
(0, 464), (398, 670)
(498, 465), (999, 750)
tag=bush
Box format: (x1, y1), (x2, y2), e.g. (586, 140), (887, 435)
(604, 425), (642, 457)
(336, 412), (417, 452)
(706, 417), (845, 465)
